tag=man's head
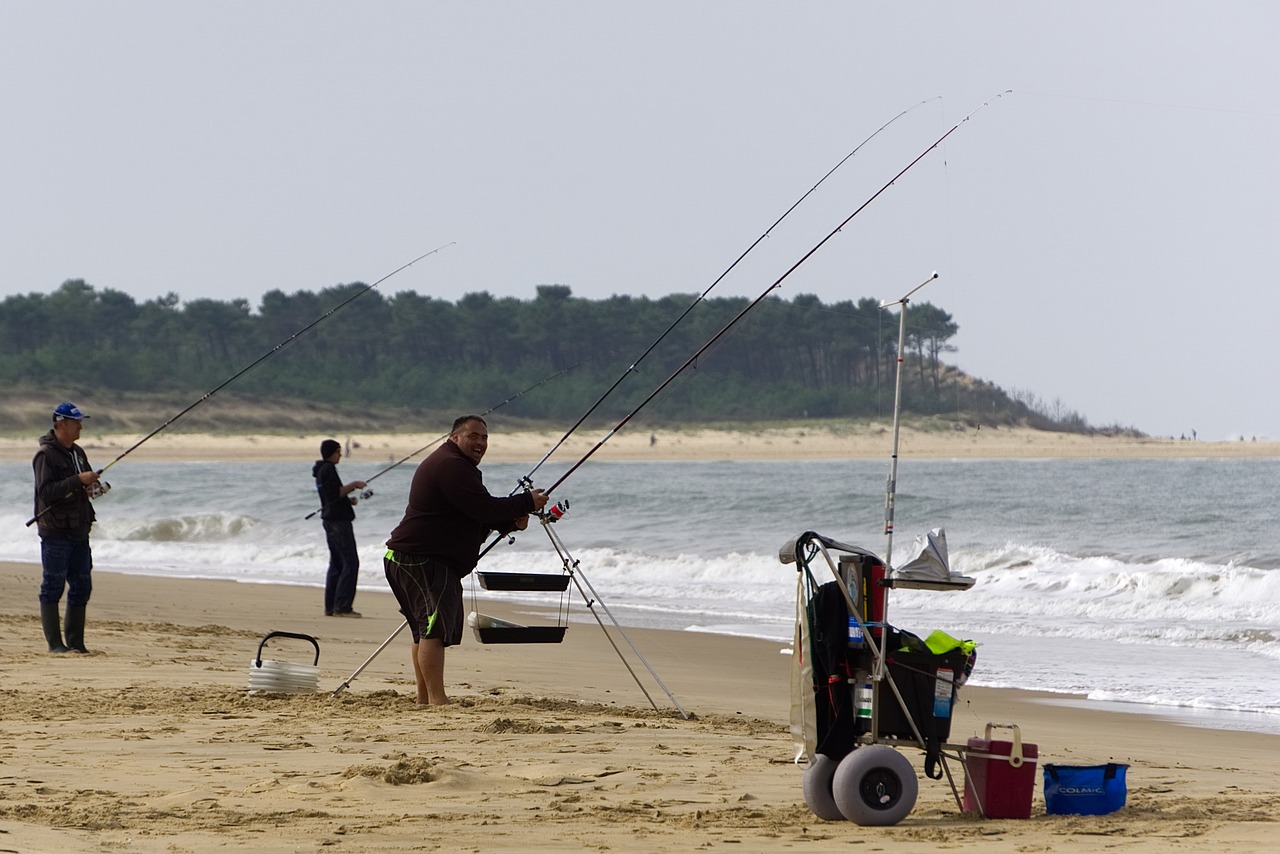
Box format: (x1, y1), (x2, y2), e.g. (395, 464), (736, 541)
(449, 415), (488, 464)
(320, 439), (341, 462)
(52, 402), (87, 448)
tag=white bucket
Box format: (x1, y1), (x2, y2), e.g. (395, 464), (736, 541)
(248, 632), (320, 694)
(467, 611), (526, 630)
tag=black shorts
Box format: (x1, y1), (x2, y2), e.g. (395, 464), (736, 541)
(383, 550), (464, 646)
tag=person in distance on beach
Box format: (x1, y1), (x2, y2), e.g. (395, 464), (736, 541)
(313, 439), (367, 617)
(32, 402), (103, 654)
(384, 415), (548, 705)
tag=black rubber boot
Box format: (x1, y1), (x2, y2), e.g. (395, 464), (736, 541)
(41, 603), (70, 653)
(64, 605), (90, 654)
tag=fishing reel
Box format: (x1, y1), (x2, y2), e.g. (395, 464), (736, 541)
(87, 480), (111, 500)
(540, 499), (569, 523)
(352, 488), (374, 504)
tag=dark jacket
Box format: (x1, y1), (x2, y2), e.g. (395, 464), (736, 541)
(32, 430), (95, 540)
(312, 459), (355, 523)
(385, 440), (535, 574)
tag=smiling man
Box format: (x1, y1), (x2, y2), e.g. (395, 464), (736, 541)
(383, 415), (548, 705)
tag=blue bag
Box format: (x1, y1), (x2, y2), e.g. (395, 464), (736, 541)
(1043, 763), (1129, 815)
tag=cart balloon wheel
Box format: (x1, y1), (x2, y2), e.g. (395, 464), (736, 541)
(832, 745), (919, 826)
(802, 754), (845, 821)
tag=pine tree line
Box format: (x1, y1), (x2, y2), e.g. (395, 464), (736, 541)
(1, 279), (1035, 426)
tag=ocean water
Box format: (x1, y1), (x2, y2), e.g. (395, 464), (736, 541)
(4, 452), (1280, 732)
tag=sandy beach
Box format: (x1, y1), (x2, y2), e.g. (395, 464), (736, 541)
(4, 428), (1280, 851)
(2, 564), (1279, 853)
(3, 423), (1279, 465)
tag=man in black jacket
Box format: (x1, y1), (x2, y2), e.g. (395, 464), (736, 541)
(384, 415), (547, 704)
(32, 402), (102, 653)
(313, 439), (367, 617)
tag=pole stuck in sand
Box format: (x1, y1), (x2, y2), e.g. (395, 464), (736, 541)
(878, 271), (941, 568)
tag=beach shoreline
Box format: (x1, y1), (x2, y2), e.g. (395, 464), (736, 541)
(3, 424), (1278, 464)
(2, 564), (1279, 852)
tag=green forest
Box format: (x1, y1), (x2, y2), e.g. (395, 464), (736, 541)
(0, 279), (1093, 432)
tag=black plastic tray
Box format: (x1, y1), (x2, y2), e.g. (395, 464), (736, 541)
(477, 571), (570, 592)
(474, 626), (567, 644)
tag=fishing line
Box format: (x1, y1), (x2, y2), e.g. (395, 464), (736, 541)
(303, 362), (581, 521)
(26, 243), (453, 527)
(541, 91), (1010, 498)
(343, 93), (1007, 694)
(519, 97), (942, 485)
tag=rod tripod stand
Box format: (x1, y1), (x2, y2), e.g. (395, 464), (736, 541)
(333, 515), (688, 719)
(537, 515), (689, 719)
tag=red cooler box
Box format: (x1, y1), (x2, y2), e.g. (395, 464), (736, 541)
(963, 723), (1038, 819)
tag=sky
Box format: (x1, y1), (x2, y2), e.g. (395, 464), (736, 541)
(3, 1), (1278, 440)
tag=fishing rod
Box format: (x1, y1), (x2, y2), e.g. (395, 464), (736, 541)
(335, 100), (941, 692)
(338, 92), (1007, 695)
(520, 97), (943, 484)
(26, 244), (453, 527)
(304, 362), (581, 521)
(541, 92), (1010, 498)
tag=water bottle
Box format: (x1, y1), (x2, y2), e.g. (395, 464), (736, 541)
(854, 678), (873, 729)
(933, 667), (954, 718)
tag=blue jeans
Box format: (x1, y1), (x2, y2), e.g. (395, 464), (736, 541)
(39, 537), (93, 607)
(323, 519), (360, 613)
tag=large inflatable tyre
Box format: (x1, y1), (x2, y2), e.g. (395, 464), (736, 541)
(832, 745), (918, 826)
(801, 753), (846, 821)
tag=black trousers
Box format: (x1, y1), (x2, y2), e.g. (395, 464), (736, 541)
(322, 518), (360, 613)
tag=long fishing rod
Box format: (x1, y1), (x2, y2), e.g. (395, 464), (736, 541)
(340, 93), (1007, 696)
(521, 97), (942, 484)
(304, 361), (580, 521)
(26, 244), (453, 527)
(541, 93), (1009, 498)
(336, 104), (944, 695)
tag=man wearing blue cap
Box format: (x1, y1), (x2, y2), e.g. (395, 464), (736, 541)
(32, 402), (102, 654)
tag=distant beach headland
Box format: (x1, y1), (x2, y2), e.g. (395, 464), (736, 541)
(2, 422), (1277, 464)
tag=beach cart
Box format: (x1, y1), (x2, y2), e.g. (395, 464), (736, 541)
(780, 274), (983, 825)
(781, 529), (976, 825)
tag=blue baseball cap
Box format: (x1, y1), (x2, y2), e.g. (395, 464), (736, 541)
(53, 402), (89, 421)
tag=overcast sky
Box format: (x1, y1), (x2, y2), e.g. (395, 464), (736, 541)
(3, 2), (1277, 440)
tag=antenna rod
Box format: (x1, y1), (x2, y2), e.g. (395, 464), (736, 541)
(879, 271), (939, 568)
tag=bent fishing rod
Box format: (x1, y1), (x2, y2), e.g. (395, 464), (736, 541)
(538, 92), (1010, 499)
(521, 97), (943, 485)
(26, 244), (453, 527)
(303, 362), (581, 521)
